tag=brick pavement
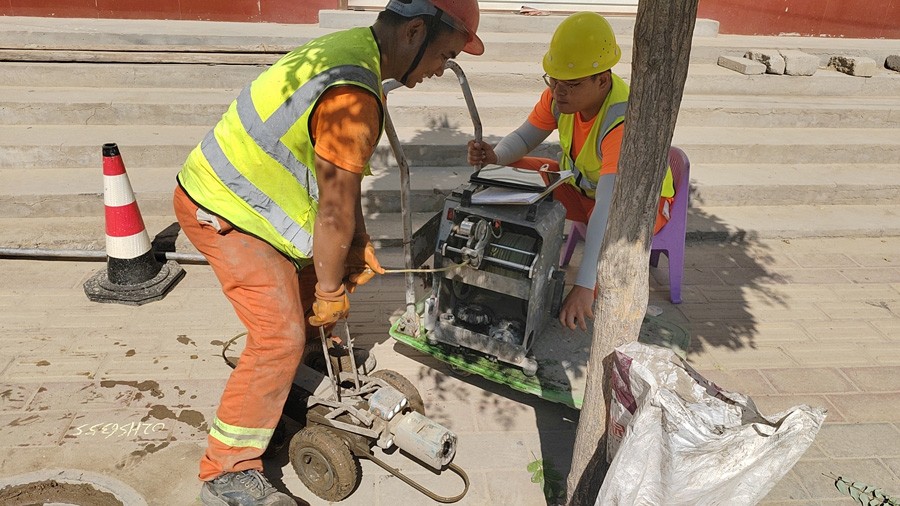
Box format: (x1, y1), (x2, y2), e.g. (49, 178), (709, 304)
(0, 235), (898, 504)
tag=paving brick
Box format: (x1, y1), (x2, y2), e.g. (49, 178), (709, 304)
(780, 50), (819, 76)
(884, 457), (900, 482)
(26, 381), (135, 412)
(801, 321), (887, 342)
(124, 378), (225, 409)
(841, 366), (900, 392)
(716, 267), (787, 286)
(654, 266), (724, 286)
(697, 368), (777, 394)
(707, 345), (798, 369)
(816, 301), (896, 320)
(840, 268), (900, 284)
(846, 253), (898, 268)
(790, 459), (897, 501)
(830, 285), (900, 301)
(717, 55), (766, 74)
(761, 367), (857, 394)
(0, 410), (74, 447)
(781, 343), (884, 367)
(871, 319), (900, 340)
(477, 468), (554, 506)
(777, 268), (852, 284)
(866, 342), (900, 365)
(95, 353), (196, 380)
(829, 55), (877, 77)
(789, 252), (859, 268)
(678, 302), (761, 321)
(0, 383), (36, 413)
(1, 352), (106, 382)
(745, 50), (786, 75)
(751, 303), (831, 322)
(760, 470), (810, 500)
(827, 393), (900, 423)
(61, 408), (172, 446)
(815, 423), (900, 458)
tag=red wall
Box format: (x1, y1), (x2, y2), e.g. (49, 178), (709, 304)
(1, 0), (338, 23)
(699, 0), (900, 38)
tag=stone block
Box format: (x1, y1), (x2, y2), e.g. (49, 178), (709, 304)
(745, 49), (786, 74)
(779, 49), (819, 76)
(717, 55), (765, 75)
(829, 55), (877, 77)
(886, 54), (900, 72)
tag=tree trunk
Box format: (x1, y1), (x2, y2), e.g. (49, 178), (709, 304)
(565, 0), (698, 504)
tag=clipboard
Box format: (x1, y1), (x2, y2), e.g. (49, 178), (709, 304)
(468, 164), (574, 205)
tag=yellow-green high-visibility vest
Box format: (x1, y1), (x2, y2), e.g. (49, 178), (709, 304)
(555, 73), (674, 200)
(177, 27), (384, 266)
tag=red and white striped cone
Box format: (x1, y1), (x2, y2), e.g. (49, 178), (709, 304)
(83, 143), (184, 305)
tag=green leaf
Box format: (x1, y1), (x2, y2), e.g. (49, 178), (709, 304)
(527, 459), (541, 473)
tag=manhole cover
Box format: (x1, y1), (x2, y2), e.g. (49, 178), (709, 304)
(0, 470), (146, 506)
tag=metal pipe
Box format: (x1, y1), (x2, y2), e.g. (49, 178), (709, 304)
(0, 247), (207, 264)
(382, 78), (419, 321)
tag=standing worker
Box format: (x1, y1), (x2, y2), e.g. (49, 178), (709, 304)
(173, 1), (484, 504)
(466, 12), (674, 332)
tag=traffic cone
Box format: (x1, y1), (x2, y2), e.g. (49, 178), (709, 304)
(83, 143), (184, 305)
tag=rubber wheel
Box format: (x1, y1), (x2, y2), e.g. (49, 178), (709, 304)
(370, 369), (426, 415)
(289, 425), (360, 502)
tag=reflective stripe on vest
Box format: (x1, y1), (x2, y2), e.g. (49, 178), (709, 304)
(199, 64), (381, 256)
(209, 416), (274, 450)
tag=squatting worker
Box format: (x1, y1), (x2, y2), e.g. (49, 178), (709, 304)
(172, 1), (484, 504)
(466, 12), (674, 331)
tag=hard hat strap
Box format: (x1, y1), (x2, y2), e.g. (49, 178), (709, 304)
(400, 8), (442, 85)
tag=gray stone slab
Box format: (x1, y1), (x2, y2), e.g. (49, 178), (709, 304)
(780, 49), (819, 76)
(717, 54), (766, 75)
(745, 49), (786, 74)
(829, 55), (877, 77)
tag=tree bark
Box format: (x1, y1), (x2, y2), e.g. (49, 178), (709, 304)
(565, 0), (698, 504)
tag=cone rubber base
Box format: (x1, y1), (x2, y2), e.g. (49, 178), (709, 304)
(84, 260), (185, 306)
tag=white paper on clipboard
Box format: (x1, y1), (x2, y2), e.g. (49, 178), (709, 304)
(470, 169), (574, 205)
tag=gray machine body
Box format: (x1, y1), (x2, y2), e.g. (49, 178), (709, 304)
(427, 184), (567, 374)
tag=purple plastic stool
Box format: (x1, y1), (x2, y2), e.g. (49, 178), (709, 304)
(559, 146), (690, 304)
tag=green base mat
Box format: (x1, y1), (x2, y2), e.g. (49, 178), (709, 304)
(389, 311), (690, 410)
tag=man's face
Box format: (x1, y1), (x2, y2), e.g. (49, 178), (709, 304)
(405, 27), (467, 87)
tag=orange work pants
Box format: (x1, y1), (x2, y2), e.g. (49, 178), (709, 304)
(508, 156), (671, 233)
(174, 186), (317, 481)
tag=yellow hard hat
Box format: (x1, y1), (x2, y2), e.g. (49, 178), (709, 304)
(542, 12), (621, 80)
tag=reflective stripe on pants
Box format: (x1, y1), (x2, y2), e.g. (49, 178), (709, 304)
(174, 185), (317, 481)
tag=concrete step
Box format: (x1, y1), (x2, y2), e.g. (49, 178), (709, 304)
(2, 124), (898, 170)
(6, 86), (899, 129)
(2, 202), (898, 253)
(688, 204), (900, 241)
(4, 161), (900, 221)
(1, 61), (897, 99)
(0, 13), (719, 51)
(690, 163), (900, 206)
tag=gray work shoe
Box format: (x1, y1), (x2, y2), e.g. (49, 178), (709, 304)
(200, 469), (296, 506)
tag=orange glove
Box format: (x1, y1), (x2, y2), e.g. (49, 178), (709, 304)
(344, 233), (385, 293)
(308, 283), (350, 327)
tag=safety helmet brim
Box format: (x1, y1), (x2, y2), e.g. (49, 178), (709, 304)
(385, 0), (484, 55)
